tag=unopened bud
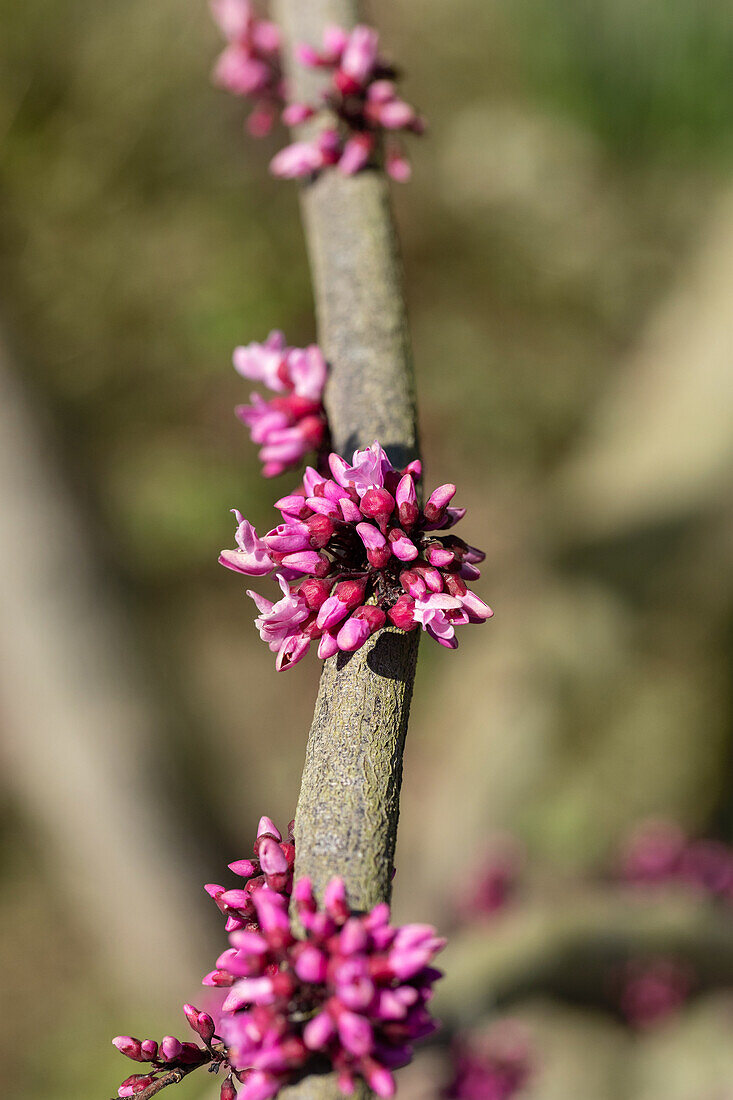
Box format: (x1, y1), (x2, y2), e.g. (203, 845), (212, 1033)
(220, 1077), (238, 1100)
(306, 513), (335, 549)
(387, 595), (417, 631)
(113, 1036), (143, 1061)
(360, 488), (396, 529)
(299, 577), (332, 610)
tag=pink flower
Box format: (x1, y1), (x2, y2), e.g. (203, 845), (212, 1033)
(274, 24), (424, 182)
(210, 0), (283, 138)
(232, 332), (328, 478)
(222, 441), (492, 668)
(219, 511), (274, 576)
(247, 574), (311, 670)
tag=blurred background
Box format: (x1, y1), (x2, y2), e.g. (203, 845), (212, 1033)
(2, 0), (733, 1097)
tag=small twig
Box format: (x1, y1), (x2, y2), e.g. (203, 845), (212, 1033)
(108, 1059), (209, 1100)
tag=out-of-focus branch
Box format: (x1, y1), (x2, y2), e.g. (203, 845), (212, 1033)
(436, 888), (733, 1024)
(274, 0), (420, 914)
(0, 337), (214, 1004)
(107, 1060), (208, 1100)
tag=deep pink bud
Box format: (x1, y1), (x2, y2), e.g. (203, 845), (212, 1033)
(259, 836), (289, 876)
(318, 631), (339, 659)
(258, 815), (282, 841)
(335, 579), (367, 609)
(400, 569), (426, 598)
(360, 488), (396, 528)
(306, 513), (335, 549)
(160, 1036), (183, 1062)
(197, 1013), (215, 1042)
(388, 529), (418, 562)
(424, 483), (456, 523)
(281, 550), (330, 576)
(444, 573), (467, 597)
(355, 605), (387, 634)
(113, 1037), (143, 1061)
(299, 577), (332, 610)
(388, 595), (416, 631)
(324, 876), (350, 920)
(228, 857), (258, 877)
(336, 614), (371, 652)
(396, 474), (419, 528)
(317, 594), (351, 631)
(183, 1003), (200, 1031)
(220, 1078), (238, 1100)
(426, 544), (455, 568)
(140, 1040), (158, 1061)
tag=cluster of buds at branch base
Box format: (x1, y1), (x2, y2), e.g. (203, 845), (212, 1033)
(219, 441), (493, 671)
(443, 1021), (532, 1100)
(271, 25), (424, 182)
(112, 1005), (236, 1097)
(233, 331), (328, 478)
(203, 816), (295, 980)
(210, 0), (284, 137)
(217, 878), (445, 1099)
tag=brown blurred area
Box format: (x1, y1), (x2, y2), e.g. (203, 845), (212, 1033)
(1, 1), (733, 1097)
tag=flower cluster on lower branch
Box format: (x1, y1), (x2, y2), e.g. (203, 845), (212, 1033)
(112, 817), (445, 1100)
(220, 441), (493, 670)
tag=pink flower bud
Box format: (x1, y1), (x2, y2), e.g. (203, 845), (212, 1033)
(395, 473), (419, 528)
(113, 1037), (143, 1061)
(424, 483), (456, 523)
(258, 815), (282, 841)
(299, 577), (332, 610)
(140, 1040), (158, 1060)
(444, 573), (467, 597)
(306, 514), (336, 548)
(160, 1036), (183, 1062)
(400, 569), (426, 599)
(281, 550), (330, 577)
(324, 876), (350, 920)
(360, 488), (396, 528)
(303, 1011), (336, 1050)
(337, 1011), (373, 1057)
(228, 857), (258, 877)
(259, 836), (289, 876)
(336, 614), (371, 652)
(197, 1013), (215, 1042)
(220, 1078), (238, 1100)
(282, 102), (315, 126)
(388, 529), (418, 562)
(426, 545), (455, 568)
(317, 594), (352, 631)
(388, 595), (416, 631)
(318, 631), (339, 659)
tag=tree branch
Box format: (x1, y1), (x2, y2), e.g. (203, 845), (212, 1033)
(108, 1060), (209, 1100)
(274, 3), (421, 1096)
(274, 0), (421, 913)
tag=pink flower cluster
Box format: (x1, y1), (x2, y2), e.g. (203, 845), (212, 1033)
(271, 25), (424, 182)
(217, 876), (444, 1099)
(112, 816), (445, 1098)
(219, 441), (492, 670)
(112, 1006), (231, 1097)
(618, 820), (733, 903)
(210, 0), (284, 137)
(233, 331), (328, 478)
(443, 1023), (532, 1100)
(203, 816), (295, 973)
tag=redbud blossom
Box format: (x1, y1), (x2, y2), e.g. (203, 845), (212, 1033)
(219, 441), (492, 670)
(210, 0), (284, 137)
(272, 25), (425, 182)
(232, 331), (328, 478)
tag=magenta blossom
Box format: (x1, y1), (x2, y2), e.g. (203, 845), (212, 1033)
(444, 1021), (532, 1100)
(232, 331), (328, 478)
(219, 441), (492, 669)
(210, 0), (284, 137)
(617, 820), (733, 904)
(217, 877), (445, 1099)
(272, 24), (425, 182)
